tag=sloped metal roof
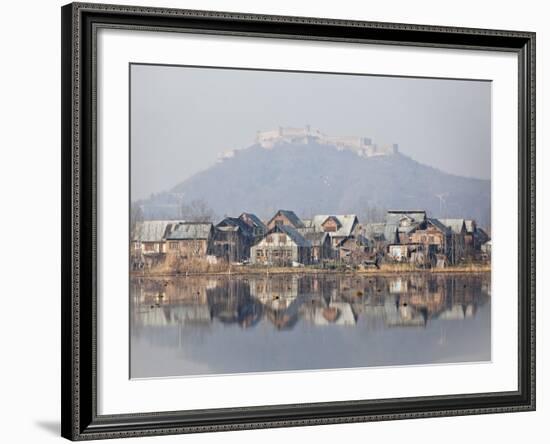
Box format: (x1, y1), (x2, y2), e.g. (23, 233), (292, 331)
(386, 210), (426, 225)
(427, 218), (452, 234)
(270, 224), (311, 247)
(239, 212), (266, 230)
(384, 224), (399, 243)
(133, 220), (178, 242)
(216, 217), (253, 235)
(464, 219), (476, 233)
(267, 209), (305, 228)
(310, 214), (358, 237)
(303, 231), (329, 246)
(440, 218), (466, 234)
(166, 222), (213, 240)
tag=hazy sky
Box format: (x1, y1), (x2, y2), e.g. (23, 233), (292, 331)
(131, 64), (491, 200)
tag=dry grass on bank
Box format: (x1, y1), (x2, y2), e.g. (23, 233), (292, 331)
(132, 260), (490, 278)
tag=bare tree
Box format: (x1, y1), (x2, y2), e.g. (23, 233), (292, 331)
(130, 202), (144, 240)
(179, 199), (216, 222)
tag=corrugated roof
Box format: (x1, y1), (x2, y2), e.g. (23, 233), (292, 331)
(384, 224), (399, 243)
(239, 212), (266, 230)
(270, 224), (311, 247)
(133, 220), (178, 242)
(303, 231), (329, 246)
(427, 218), (451, 234)
(477, 227), (490, 241)
(166, 222), (213, 240)
(363, 223), (386, 234)
(386, 210), (426, 225)
(440, 218), (466, 234)
(268, 209), (305, 228)
(216, 217), (253, 235)
(310, 214), (358, 237)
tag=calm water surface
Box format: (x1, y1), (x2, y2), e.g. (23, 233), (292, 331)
(130, 273), (491, 378)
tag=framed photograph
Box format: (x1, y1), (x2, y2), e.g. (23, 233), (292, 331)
(61, 2), (535, 440)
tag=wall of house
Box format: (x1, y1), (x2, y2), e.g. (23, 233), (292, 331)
(267, 215), (295, 230)
(166, 239), (210, 259)
(251, 232), (311, 265)
(409, 227), (446, 248)
(212, 231), (251, 262)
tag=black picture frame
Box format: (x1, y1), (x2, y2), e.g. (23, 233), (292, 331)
(61, 2), (536, 440)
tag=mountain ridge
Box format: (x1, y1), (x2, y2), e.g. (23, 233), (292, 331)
(137, 142), (491, 227)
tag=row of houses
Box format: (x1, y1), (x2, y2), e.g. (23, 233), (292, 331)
(131, 209), (490, 269)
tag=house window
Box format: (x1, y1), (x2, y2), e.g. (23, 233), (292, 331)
(266, 235), (273, 243)
(280, 234), (287, 244)
(429, 235), (435, 244)
(144, 243), (155, 251)
(256, 250), (263, 257)
(169, 241), (179, 250)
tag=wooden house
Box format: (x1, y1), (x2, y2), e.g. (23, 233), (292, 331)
(303, 231), (332, 263)
(250, 224), (311, 266)
(362, 222), (388, 252)
(266, 209), (305, 230)
(132, 220), (177, 255)
(385, 210), (427, 244)
(336, 235), (370, 263)
(440, 218), (467, 262)
(238, 212), (267, 241)
(309, 214), (359, 247)
(165, 222), (214, 259)
(409, 218), (452, 264)
(212, 217), (254, 263)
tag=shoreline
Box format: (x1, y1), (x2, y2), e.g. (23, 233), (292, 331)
(131, 265), (491, 279)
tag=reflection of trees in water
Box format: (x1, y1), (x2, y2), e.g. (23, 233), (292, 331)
(131, 273), (490, 330)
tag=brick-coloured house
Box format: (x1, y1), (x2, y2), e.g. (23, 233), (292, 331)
(266, 209), (305, 230)
(309, 214), (359, 248)
(408, 218), (452, 264)
(165, 222), (214, 259)
(385, 210), (427, 244)
(251, 224), (311, 266)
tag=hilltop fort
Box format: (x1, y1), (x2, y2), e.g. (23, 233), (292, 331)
(255, 126), (398, 158)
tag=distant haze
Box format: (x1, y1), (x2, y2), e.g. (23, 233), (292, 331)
(131, 64), (491, 201)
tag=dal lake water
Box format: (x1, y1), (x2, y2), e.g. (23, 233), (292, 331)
(130, 272), (491, 378)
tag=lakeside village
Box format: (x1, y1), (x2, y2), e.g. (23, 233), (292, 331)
(131, 209), (491, 275)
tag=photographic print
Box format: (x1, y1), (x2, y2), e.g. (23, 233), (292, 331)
(129, 64), (492, 379)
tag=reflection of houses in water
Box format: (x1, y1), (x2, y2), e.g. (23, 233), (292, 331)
(389, 277), (408, 294)
(249, 275), (303, 329)
(249, 275), (300, 311)
(132, 278), (218, 328)
(133, 302), (212, 328)
(301, 301), (357, 326)
(131, 273), (490, 332)
(207, 278), (263, 328)
(359, 274), (490, 327)
(132, 277), (216, 305)
(438, 304), (477, 320)
(383, 293), (427, 327)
